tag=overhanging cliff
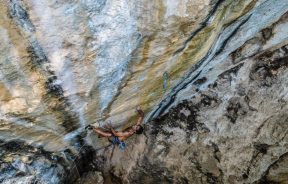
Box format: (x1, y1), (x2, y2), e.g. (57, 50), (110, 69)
(0, 0), (288, 183)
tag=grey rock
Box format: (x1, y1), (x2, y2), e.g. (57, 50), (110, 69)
(0, 0), (288, 183)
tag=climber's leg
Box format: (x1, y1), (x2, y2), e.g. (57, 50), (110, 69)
(93, 127), (113, 138)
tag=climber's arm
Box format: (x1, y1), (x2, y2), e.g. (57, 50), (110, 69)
(109, 126), (125, 137)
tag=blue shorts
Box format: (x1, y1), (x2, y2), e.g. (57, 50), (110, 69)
(111, 136), (126, 150)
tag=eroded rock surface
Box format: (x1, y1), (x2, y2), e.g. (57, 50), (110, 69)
(95, 3), (288, 184)
(0, 0), (272, 151)
(0, 0), (287, 183)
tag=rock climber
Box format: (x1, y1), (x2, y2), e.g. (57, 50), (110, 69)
(85, 106), (144, 150)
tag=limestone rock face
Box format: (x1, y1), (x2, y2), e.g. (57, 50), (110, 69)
(0, 0), (221, 151)
(96, 1), (288, 184)
(0, 0), (288, 183)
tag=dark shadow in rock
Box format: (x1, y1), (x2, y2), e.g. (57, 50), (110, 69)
(253, 143), (269, 154)
(225, 97), (247, 124)
(249, 45), (288, 87)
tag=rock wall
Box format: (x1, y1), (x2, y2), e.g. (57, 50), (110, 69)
(95, 1), (288, 183)
(0, 0), (225, 152)
(0, 0), (271, 151)
(0, 0), (288, 183)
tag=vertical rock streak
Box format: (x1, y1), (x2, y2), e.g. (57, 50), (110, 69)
(0, 0), (288, 183)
